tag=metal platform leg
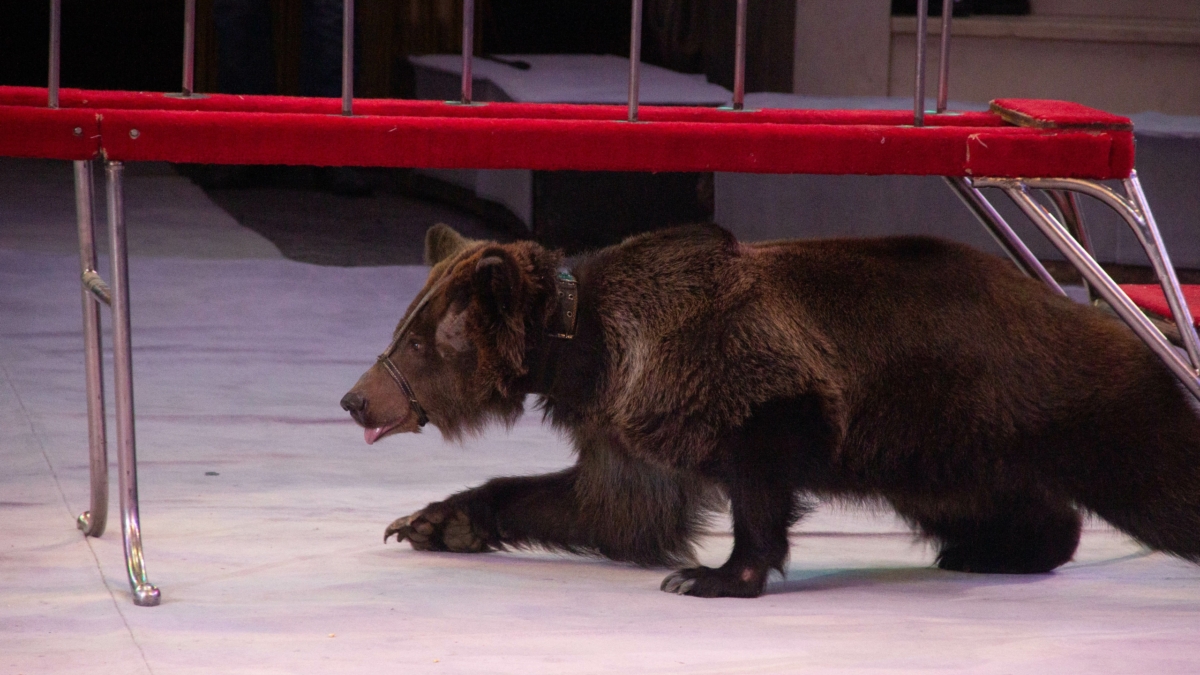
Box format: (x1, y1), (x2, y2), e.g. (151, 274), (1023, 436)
(944, 176), (1065, 295)
(104, 161), (161, 607)
(973, 176), (1200, 401)
(1046, 189), (1097, 303)
(74, 160), (108, 538)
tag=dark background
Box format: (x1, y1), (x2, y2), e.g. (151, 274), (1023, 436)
(0, 0), (797, 97)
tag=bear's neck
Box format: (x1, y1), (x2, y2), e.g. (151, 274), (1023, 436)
(518, 260), (606, 418)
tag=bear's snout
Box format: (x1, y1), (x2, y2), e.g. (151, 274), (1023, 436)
(340, 391), (367, 422)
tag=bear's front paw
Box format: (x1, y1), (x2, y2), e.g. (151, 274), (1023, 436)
(384, 503), (491, 553)
(661, 565), (767, 598)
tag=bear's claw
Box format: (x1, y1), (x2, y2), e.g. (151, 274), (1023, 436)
(660, 572), (696, 595)
(384, 515), (414, 543)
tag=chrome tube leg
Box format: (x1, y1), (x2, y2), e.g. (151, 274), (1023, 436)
(105, 162), (161, 607)
(1003, 175), (1200, 369)
(628, 0), (643, 122)
(1122, 172), (1200, 367)
(936, 0), (952, 113)
(461, 0), (474, 104)
(48, 0), (61, 108)
(74, 160), (108, 538)
(732, 0), (747, 111)
(182, 0), (196, 96)
(1046, 189), (1097, 302)
(945, 177), (1065, 295)
(913, 0), (928, 126)
(342, 0), (355, 114)
(1000, 182), (1200, 399)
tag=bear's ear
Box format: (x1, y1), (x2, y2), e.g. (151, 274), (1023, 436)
(471, 247), (528, 381)
(424, 224), (473, 266)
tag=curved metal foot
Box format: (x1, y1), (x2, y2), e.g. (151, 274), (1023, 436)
(77, 510), (100, 535)
(133, 583), (162, 607)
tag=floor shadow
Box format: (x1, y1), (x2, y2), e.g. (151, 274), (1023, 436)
(184, 166), (517, 267)
(766, 565), (1058, 596)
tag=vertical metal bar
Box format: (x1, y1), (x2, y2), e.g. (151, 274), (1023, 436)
(342, 0), (355, 115)
(74, 160), (107, 539)
(946, 177), (1065, 295)
(105, 161), (161, 607)
(732, 0), (748, 111)
(1123, 172), (1200, 368)
(628, 0), (644, 122)
(936, 0), (952, 113)
(182, 0), (196, 96)
(461, 0), (475, 104)
(1003, 183), (1200, 400)
(48, 0), (61, 108)
(1046, 189), (1096, 302)
(913, 0), (928, 126)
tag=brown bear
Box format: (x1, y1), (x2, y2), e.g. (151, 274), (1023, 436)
(340, 223), (1200, 598)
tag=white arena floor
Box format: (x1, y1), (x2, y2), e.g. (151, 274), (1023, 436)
(3, 158), (1199, 674)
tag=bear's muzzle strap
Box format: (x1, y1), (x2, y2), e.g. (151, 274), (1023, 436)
(377, 353), (429, 427)
(376, 273), (453, 428)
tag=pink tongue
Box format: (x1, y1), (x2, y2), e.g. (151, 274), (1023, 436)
(364, 426), (387, 445)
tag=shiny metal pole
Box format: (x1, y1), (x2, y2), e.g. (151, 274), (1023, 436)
(1046, 189), (1096, 302)
(732, 0), (748, 111)
(913, 0), (928, 126)
(1123, 173), (1200, 367)
(461, 0), (474, 104)
(936, 0), (952, 113)
(48, 0), (61, 108)
(947, 177), (1065, 295)
(628, 0), (644, 122)
(74, 160), (108, 539)
(182, 0), (196, 96)
(342, 0), (354, 114)
(988, 179), (1200, 400)
(105, 161), (161, 607)
(1009, 175), (1200, 369)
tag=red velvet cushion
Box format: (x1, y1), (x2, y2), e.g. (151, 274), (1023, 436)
(0, 87), (1135, 179)
(990, 99), (1133, 131)
(87, 108), (1127, 177)
(1121, 284), (1200, 327)
(0, 106), (100, 160)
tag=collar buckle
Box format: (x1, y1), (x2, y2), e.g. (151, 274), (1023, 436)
(547, 271), (578, 340)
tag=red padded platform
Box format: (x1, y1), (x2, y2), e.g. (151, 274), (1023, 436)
(0, 87), (1135, 178)
(990, 99), (1134, 131)
(1121, 285), (1200, 328)
(0, 106), (101, 160)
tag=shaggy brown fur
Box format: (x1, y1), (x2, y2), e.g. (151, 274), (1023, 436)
(341, 223), (1200, 598)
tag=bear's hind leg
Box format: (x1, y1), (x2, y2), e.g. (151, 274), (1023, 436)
(1067, 416), (1200, 563)
(899, 494), (1082, 574)
(1081, 490), (1200, 563)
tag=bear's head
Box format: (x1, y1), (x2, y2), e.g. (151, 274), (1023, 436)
(341, 224), (562, 444)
